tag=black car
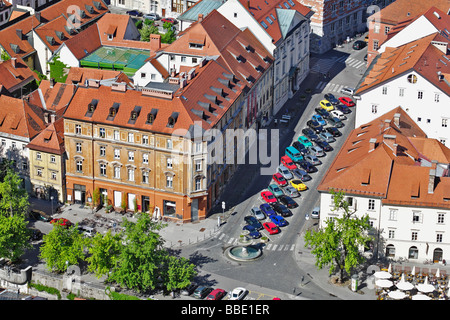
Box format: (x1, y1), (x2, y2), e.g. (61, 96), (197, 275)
(326, 126), (342, 137)
(335, 104), (351, 114)
(328, 116), (345, 128)
(272, 203), (292, 217)
(126, 10), (143, 16)
(302, 128), (319, 141)
(292, 168), (312, 182)
(181, 283), (198, 296)
(352, 40), (366, 50)
(306, 120), (324, 133)
(324, 93), (339, 105)
(244, 215), (263, 230)
(315, 107), (330, 119)
(315, 139), (333, 152)
(292, 141), (308, 156)
(193, 286), (213, 299)
(298, 159), (316, 173)
(278, 195), (298, 209)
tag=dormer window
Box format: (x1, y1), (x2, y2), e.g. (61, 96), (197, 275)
(46, 36), (55, 45)
(85, 99), (98, 117)
(146, 108), (158, 125)
(167, 112), (179, 128)
(107, 102), (120, 121)
(128, 106), (141, 124)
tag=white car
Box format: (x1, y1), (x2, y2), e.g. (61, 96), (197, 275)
(229, 287), (247, 300)
(340, 86), (355, 95)
(277, 165), (293, 180)
(330, 109), (346, 120)
(311, 206), (320, 219)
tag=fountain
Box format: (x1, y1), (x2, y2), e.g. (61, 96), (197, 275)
(225, 245), (262, 262)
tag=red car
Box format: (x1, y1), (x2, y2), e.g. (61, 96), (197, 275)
(206, 288), (226, 300)
(280, 156), (297, 170)
(338, 96), (355, 107)
(161, 17), (176, 24)
(272, 173), (287, 186)
(263, 222), (279, 235)
(50, 218), (72, 228)
(261, 191), (277, 204)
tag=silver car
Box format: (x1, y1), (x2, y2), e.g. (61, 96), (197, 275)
(251, 207), (265, 220)
(340, 86), (355, 95)
(318, 132), (335, 143)
(277, 165), (293, 180)
(283, 186), (300, 198)
(311, 206), (320, 219)
(304, 154), (321, 165)
(308, 146), (325, 158)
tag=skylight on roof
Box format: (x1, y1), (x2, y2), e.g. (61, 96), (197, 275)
(261, 21), (268, 29)
(266, 17), (273, 24)
(283, 2), (290, 9)
(287, 0), (295, 6)
(270, 14), (276, 20)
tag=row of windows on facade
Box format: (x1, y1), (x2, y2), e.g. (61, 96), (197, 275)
(74, 160), (203, 190)
(388, 230), (445, 243)
(1, 139), (27, 150)
(329, 12), (360, 32)
(379, 87), (441, 102)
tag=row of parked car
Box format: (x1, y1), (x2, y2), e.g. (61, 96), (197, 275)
(241, 92), (356, 235)
(181, 284), (249, 300)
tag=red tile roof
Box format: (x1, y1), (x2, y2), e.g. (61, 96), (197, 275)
(33, 14), (79, 53)
(0, 56), (38, 93)
(26, 117), (65, 155)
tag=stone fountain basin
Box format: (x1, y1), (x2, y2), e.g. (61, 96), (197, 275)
(224, 245), (262, 262)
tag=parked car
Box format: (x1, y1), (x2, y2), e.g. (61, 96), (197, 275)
(290, 179), (307, 191)
(278, 195), (298, 208)
(308, 145), (325, 157)
(292, 168), (312, 182)
(297, 159), (317, 173)
(306, 120), (324, 133)
(315, 139), (333, 152)
(272, 203), (292, 217)
(352, 40), (366, 50)
(281, 155), (297, 170)
(364, 54), (367, 61)
(327, 116), (345, 128)
(339, 96), (355, 107)
(268, 183), (284, 198)
(312, 114), (327, 126)
(78, 226), (95, 237)
(260, 203), (276, 216)
(126, 10), (142, 16)
(269, 215), (288, 227)
(304, 154), (321, 166)
(229, 287), (247, 300)
(330, 109), (347, 120)
(335, 104), (351, 114)
(301, 128), (318, 142)
(261, 191), (277, 204)
(277, 165), (293, 180)
(285, 146), (303, 163)
(161, 17), (176, 24)
(298, 135), (313, 147)
(242, 225), (261, 239)
(206, 288), (226, 300)
(315, 107), (330, 119)
(29, 228), (43, 241)
(50, 218), (72, 228)
(244, 215), (263, 230)
(340, 86), (355, 96)
(143, 12), (160, 20)
(292, 141), (308, 156)
(318, 132), (336, 143)
(272, 173), (288, 186)
(283, 185), (300, 198)
(181, 283), (198, 296)
(194, 286), (213, 299)
(324, 93), (339, 105)
(263, 222), (280, 235)
(311, 206), (320, 219)
(326, 126), (342, 137)
(29, 209), (51, 222)
(250, 206), (265, 220)
(319, 99), (334, 111)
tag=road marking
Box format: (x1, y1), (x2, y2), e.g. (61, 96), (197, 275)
(290, 244), (296, 251)
(272, 244), (278, 251)
(266, 243), (272, 250)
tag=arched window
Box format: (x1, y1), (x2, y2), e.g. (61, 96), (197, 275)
(407, 74), (417, 84)
(385, 244), (395, 257)
(408, 246), (418, 259)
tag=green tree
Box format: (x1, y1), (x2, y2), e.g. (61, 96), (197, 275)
(304, 190), (372, 282)
(86, 230), (123, 278)
(107, 213), (166, 292)
(161, 22), (176, 44)
(0, 169), (29, 217)
(161, 255), (196, 294)
(139, 21), (159, 42)
(0, 215), (32, 262)
(39, 223), (86, 273)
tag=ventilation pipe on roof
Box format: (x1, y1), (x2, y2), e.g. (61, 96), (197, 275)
(198, 13), (204, 22)
(393, 113), (400, 127)
(11, 57), (16, 69)
(369, 138), (377, 152)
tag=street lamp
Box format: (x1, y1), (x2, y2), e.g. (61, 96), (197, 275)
(50, 196), (54, 215)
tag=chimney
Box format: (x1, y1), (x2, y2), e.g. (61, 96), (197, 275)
(393, 113), (400, 127)
(198, 13), (203, 22)
(247, 0), (250, 9)
(11, 57), (16, 68)
(50, 78), (55, 88)
(383, 119), (391, 131)
(44, 113), (49, 124)
(369, 138), (377, 152)
(150, 34), (161, 52)
(50, 113), (56, 123)
(428, 168), (436, 194)
(383, 134), (397, 154)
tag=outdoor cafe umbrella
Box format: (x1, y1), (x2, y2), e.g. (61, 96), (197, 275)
(376, 279), (393, 288)
(436, 268), (440, 278)
(396, 273), (414, 291)
(388, 290), (407, 300)
(374, 271), (392, 279)
(416, 276), (435, 293)
(412, 293), (432, 300)
(388, 263), (392, 273)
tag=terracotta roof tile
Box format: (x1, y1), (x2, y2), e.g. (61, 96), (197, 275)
(0, 55), (38, 93)
(26, 117), (65, 155)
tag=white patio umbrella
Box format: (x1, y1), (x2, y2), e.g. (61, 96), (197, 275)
(412, 293), (432, 300)
(436, 268), (440, 278)
(396, 273), (414, 291)
(416, 277), (435, 293)
(388, 290), (407, 300)
(374, 270), (392, 279)
(411, 266), (416, 276)
(388, 263), (392, 273)
(376, 279), (393, 288)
